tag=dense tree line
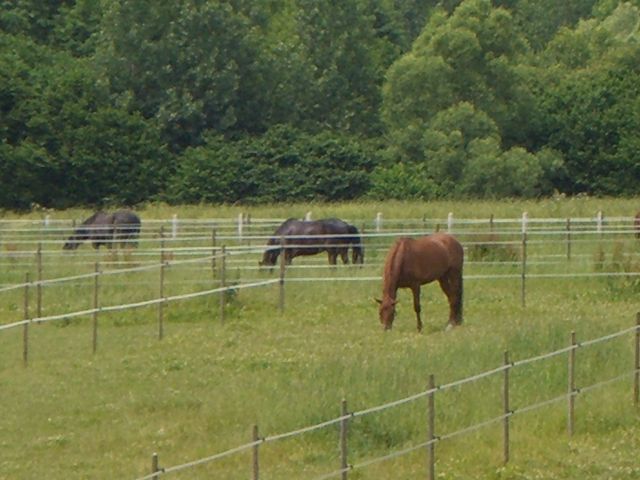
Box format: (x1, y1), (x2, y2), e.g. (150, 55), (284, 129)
(1, 0), (639, 209)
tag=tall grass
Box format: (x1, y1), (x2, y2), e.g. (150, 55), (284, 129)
(0, 199), (639, 479)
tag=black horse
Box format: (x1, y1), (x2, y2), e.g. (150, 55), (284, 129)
(63, 210), (141, 251)
(260, 218), (364, 267)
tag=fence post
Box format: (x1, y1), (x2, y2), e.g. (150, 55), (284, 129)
(158, 233), (166, 340)
(596, 210), (603, 234)
(92, 262), (100, 354)
(23, 272), (30, 367)
(503, 351), (511, 465)
(375, 212), (382, 232)
(211, 228), (217, 276)
(245, 213), (252, 246)
(568, 331), (577, 437)
(171, 214), (178, 239)
(252, 424), (260, 480)
(305, 211), (312, 221)
(238, 213), (244, 242)
(566, 218), (572, 261)
(489, 214), (494, 233)
(220, 245), (226, 323)
(521, 231), (527, 308)
(36, 243), (42, 319)
(634, 312), (639, 406)
(279, 237), (286, 314)
(447, 212), (453, 233)
(151, 452), (160, 480)
(340, 399), (349, 480)
(427, 374), (436, 480)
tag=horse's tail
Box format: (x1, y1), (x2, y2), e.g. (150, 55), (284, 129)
(453, 266), (463, 324)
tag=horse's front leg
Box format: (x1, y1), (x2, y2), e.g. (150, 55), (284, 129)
(339, 248), (349, 265)
(327, 250), (337, 266)
(411, 285), (423, 333)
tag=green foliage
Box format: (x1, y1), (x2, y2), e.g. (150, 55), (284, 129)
(368, 162), (440, 199)
(2, 0), (640, 209)
(168, 126), (377, 204)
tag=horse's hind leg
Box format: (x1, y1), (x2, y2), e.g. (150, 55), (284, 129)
(439, 269), (463, 327)
(410, 285), (423, 333)
(339, 247), (349, 265)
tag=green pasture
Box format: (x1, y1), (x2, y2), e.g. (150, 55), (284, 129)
(1, 198), (639, 480)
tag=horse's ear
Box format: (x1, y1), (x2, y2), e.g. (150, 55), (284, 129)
(374, 297), (382, 305)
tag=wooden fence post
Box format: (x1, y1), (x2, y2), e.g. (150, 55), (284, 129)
(220, 245), (226, 323)
(92, 262), (100, 354)
(211, 228), (217, 276)
(340, 399), (349, 480)
(568, 331), (577, 437)
(521, 232), (527, 308)
(566, 218), (572, 261)
(279, 236), (286, 314)
(158, 234), (166, 340)
(23, 272), (30, 367)
(489, 214), (494, 233)
(151, 452), (160, 480)
(36, 242), (42, 319)
(634, 312), (639, 406)
(427, 374), (436, 480)
(252, 424), (260, 480)
(503, 351), (511, 465)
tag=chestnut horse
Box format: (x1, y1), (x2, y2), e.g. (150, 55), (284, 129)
(377, 232), (463, 332)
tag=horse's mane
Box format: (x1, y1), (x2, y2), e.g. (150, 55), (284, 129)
(383, 237), (407, 297)
(82, 211), (106, 225)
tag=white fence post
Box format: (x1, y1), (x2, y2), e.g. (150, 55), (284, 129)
(447, 212), (453, 233)
(305, 211), (312, 221)
(596, 211), (603, 233)
(522, 212), (528, 234)
(172, 214), (178, 239)
(237, 213), (244, 241)
(375, 212), (382, 232)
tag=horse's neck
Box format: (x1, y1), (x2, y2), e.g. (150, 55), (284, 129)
(382, 240), (406, 299)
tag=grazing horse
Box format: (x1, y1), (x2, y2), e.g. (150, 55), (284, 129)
(376, 232), (463, 332)
(63, 210), (141, 251)
(635, 212), (640, 239)
(260, 218), (364, 267)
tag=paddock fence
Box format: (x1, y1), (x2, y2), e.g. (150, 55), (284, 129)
(1, 213), (639, 365)
(134, 313), (640, 480)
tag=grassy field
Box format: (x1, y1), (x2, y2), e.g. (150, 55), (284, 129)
(1, 198), (639, 480)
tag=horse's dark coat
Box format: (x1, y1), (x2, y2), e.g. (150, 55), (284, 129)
(63, 210), (141, 250)
(377, 232), (463, 332)
(260, 218), (364, 266)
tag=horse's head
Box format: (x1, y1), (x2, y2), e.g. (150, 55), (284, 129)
(63, 229), (87, 250)
(259, 248), (278, 268)
(63, 238), (80, 250)
(375, 297), (397, 330)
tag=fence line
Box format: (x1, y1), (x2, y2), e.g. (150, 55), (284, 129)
(135, 317), (640, 480)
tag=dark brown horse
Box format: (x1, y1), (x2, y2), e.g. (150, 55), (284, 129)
(377, 232), (463, 332)
(260, 218), (364, 267)
(63, 210), (141, 251)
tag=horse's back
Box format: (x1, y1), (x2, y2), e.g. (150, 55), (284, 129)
(390, 233), (462, 285)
